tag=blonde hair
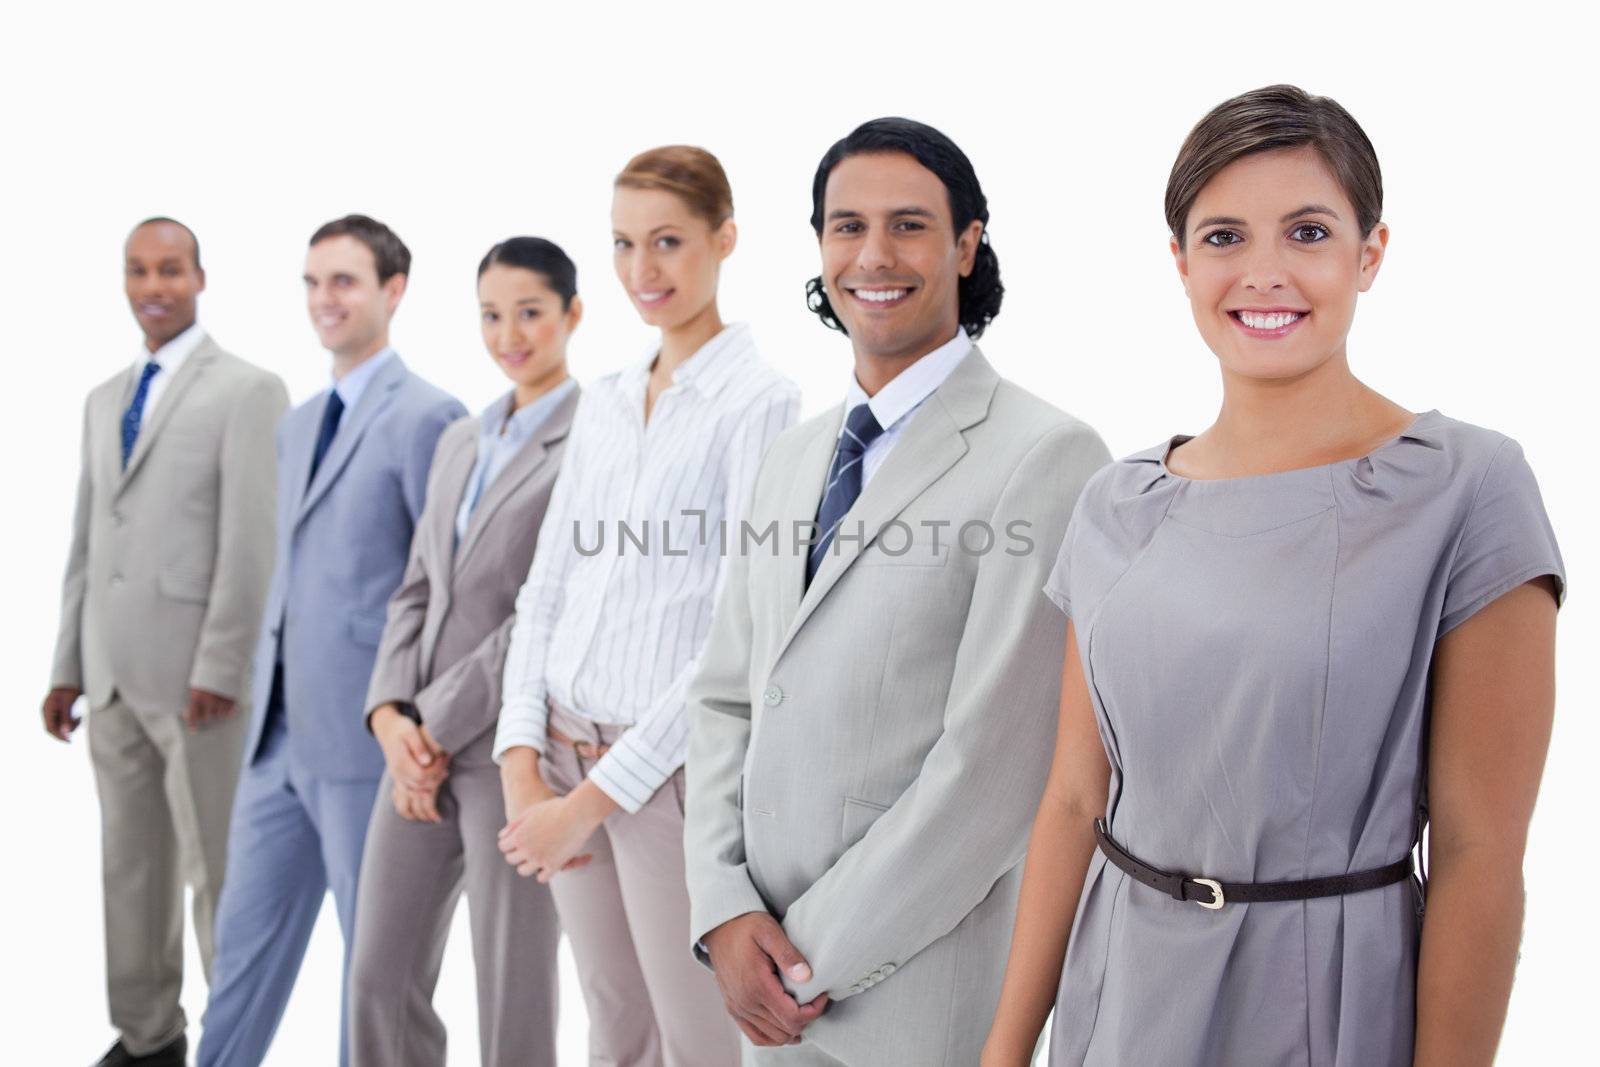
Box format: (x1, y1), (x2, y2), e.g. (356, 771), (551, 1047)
(615, 145), (734, 228)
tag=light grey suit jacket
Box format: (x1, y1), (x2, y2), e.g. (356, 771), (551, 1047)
(684, 348), (1110, 1065)
(363, 386), (579, 763)
(245, 355), (465, 781)
(51, 334), (288, 713)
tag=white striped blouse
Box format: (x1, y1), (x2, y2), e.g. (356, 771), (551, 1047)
(493, 322), (800, 812)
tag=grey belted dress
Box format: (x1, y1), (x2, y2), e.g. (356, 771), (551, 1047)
(1042, 411), (1564, 1066)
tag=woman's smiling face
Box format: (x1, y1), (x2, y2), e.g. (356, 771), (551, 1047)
(1173, 145), (1388, 383)
(611, 185), (732, 332)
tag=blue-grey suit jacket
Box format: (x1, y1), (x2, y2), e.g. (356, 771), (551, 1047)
(246, 354), (465, 781)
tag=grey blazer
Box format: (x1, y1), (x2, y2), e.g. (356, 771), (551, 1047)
(684, 348), (1110, 1065)
(363, 386), (579, 761)
(245, 355), (465, 781)
(51, 335), (288, 712)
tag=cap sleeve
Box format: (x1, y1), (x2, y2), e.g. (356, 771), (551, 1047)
(1439, 438), (1565, 636)
(1042, 506), (1080, 616)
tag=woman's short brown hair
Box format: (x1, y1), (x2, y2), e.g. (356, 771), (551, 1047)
(615, 145), (734, 228)
(1165, 85), (1382, 249)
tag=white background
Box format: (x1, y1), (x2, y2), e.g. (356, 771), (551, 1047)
(4, 2), (1594, 1063)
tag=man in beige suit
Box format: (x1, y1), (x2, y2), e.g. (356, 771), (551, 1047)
(684, 120), (1110, 1065)
(43, 218), (287, 1067)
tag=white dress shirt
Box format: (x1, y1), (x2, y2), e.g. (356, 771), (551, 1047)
(132, 321), (206, 416)
(494, 323), (800, 811)
(841, 329), (972, 487)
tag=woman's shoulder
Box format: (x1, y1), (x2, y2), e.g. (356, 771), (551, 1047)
(1366, 410), (1532, 499)
(1080, 438), (1178, 504)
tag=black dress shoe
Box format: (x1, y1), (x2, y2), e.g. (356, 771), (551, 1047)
(93, 1033), (187, 1067)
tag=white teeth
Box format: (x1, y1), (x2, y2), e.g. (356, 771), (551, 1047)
(1238, 310), (1303, 330)
(856, 289), (906, 303)
(637, 290), (669, 302)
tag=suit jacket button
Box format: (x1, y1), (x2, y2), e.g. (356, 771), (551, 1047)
(110, 574), (123, 587)
(111, 511), (124, 526)
(762, 685), (783, 707)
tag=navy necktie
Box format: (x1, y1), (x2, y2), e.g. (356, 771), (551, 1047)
(120, 361), (163, 468)
(807, 402), (885, 585)
(307, 390), (345, 487)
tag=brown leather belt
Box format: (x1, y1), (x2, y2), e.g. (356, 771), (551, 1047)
(1094, 818), (1414, 910)
(547, 724), (610, 760)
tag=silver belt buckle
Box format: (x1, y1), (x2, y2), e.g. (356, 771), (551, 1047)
(1192, 878), (1226, 910)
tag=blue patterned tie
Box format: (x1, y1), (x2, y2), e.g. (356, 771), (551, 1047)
(307, 390), (345, 487)
(120, 361), (163, 468)
(807, 403), (885, 585)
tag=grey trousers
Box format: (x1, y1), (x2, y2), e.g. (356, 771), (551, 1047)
(347, 733), (560, 1067)
(87, 693), (245, 1056)
(541, 705), (740, 1067)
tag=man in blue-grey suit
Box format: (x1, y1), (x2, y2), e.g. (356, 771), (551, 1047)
(197, 215), (466, 1067)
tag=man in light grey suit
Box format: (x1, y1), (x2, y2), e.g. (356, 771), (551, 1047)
(44, 217), (287, 1067)
(197, 215), (466, 1067)
(685, 119), (1111, 1065)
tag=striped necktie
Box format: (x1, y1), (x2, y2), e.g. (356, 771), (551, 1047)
(120, 361), (163, 468)
(807, 402), (885, 586)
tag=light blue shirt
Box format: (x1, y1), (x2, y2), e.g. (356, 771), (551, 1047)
(333, 346), (397, 411)
(454, 379), (577, 543)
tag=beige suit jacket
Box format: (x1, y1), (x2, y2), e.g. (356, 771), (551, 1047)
(51, 335), (288, 712)
(684, 348), (1110, 1065)
(363, 386), (578, 761)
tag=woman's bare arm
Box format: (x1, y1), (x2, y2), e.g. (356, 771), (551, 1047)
(1415, 577), (1558, 1066)
(983, 621), (1113, 1066)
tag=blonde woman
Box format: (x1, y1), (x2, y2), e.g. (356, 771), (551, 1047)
(495, 146), (799, 1067)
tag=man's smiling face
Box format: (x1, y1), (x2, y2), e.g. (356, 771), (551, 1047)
(818, 151), (980, 364)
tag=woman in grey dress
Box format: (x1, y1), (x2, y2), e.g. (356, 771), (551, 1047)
(983, 86), (1564, 1066)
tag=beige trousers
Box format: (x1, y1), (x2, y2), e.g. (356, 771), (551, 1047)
(87, 692), (245, 1055)
(540, 704), (740, 1067)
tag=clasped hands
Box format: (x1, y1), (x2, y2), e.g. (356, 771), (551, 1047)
(497, 762), (617, 883)
(703, 911), (829, 1047)
(371, 703), (450, 822)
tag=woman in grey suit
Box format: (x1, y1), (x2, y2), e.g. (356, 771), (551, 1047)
(984, 86), (1564, 1066)
(345, 237), (583, 1067)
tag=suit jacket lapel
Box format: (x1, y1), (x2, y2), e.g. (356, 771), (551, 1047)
(281, 401), (320, 525)
(772, 347), (1000, 661)
(412, 425), (476, 682)
(455, 387), (579, 570)
(295, 355), (406, 528)
(774, 414), (841, 633)
(429, 424), (479, 575)
(117, 337), (217, 494)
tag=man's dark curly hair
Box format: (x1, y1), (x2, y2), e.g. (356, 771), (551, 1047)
(805, 117), (1003, 338)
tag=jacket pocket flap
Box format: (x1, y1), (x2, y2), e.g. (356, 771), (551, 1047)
(855, 542), (951, 567)
(158, 568), (211, 603)
(841, 795), (891, 845)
